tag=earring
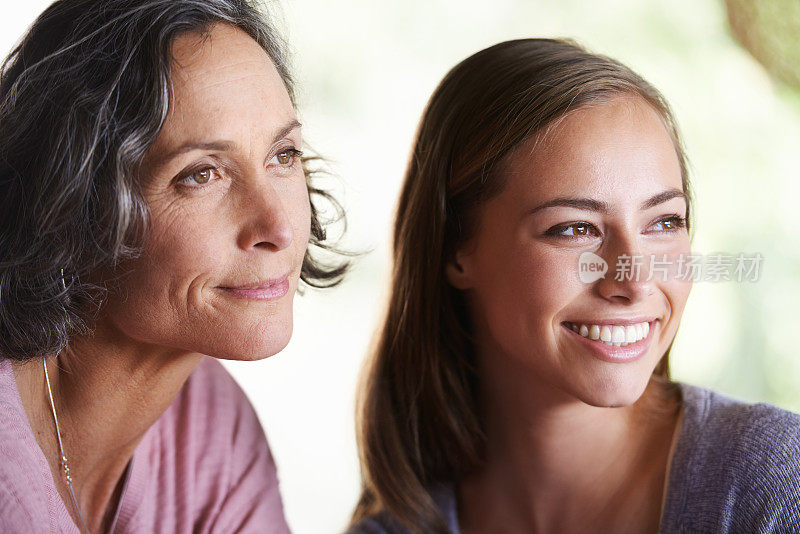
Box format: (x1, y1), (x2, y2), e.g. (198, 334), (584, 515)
(59, 268), (71, 307)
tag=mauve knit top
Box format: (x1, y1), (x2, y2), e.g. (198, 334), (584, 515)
(0, 356), (291, 533)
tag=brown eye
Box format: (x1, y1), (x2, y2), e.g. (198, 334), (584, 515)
(545, 222), (600, 238)
(270, 148), (302, 168)
(194, 169), (212, 183)
(179, 167), (218, 187)
(276, 151), (293, 165)
(649, 215), (687, 233)
(563, 223), (595, 237)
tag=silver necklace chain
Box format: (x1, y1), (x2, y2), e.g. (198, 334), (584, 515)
(43, 355), (92, 533)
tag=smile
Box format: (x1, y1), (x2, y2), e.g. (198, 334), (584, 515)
(217, 272), (291, 301)
(561, 319), (658, 364)
(563, 320), (651, 347)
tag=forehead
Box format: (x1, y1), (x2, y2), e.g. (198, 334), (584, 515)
(155, 23), (295, 146)
(503, 95), (683, 201)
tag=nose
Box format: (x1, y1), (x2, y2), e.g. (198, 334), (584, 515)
(594, 228), (653, 303)
(236, 176), (294, 252)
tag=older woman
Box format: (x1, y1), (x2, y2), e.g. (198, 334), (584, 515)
(349, 39), (800, 533)
(0, 1), (345, 532)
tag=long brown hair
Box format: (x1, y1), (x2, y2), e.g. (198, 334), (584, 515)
(352, 38), (693, 533)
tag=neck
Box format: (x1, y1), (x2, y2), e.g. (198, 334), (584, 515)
(458, 340), (681, 534)
(12, 316), (204, 532)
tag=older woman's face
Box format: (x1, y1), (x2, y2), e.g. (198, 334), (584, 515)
(104, 23), (310, 361)
(448, 95), (692, 406)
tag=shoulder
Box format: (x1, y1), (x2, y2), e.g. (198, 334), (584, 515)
(0, 359), (51, 533)
(347, 514), (409, 534)
(663, 382), (800, 531)
(0, 429), (48, 533)
(155, 357), (290, 532)
(347, 483), (459, 534)
(680, 382), (800, 486)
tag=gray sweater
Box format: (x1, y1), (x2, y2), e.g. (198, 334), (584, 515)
(349, 382), (800, 533)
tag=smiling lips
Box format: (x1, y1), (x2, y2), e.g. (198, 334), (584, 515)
(564, 320), (652, 347)
(218, 273), (291, 301)
(563, 319), (658, 363)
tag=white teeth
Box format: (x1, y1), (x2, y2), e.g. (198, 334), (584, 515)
(611, 326), (625, 343)
(600, 326), (612, 342)
(569, 320), (653, 347)
(589, 325), (600, 340)
(625, 325), (637, 344)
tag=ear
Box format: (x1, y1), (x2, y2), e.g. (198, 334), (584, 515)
(445, 248), (474, 290)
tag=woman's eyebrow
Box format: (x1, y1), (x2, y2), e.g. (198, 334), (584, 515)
(527, 197), (607, 215)
(168, 139), (236, 156)
(153, 119), (302, 166)
(639, 188), (687, 210)
(527, 188), (687, 215)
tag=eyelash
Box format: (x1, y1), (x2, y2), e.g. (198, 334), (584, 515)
(177, 147), (304, 187)
(545, 215), (687, 238)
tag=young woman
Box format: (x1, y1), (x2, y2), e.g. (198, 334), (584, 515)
(0, 1), (345, 532)
(349, 39), (800, 533)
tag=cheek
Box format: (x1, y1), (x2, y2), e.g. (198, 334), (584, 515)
(104, 205), (230, 340)
(662, 268), (692, 332)
(470, 233), (583, 353)
(144, 199), (230, 284)
(641, 234), (692, 353)
(291, 183), (312, 254)
(647, 235), (692, 308)
(151, 211), (227, 271)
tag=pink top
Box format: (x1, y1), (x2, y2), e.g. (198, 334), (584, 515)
(0, 357), (291, 533)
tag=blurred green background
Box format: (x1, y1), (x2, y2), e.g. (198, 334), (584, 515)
(4, 1), (799, 532)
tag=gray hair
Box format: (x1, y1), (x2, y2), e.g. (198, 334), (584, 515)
(0, 0), (348, 361)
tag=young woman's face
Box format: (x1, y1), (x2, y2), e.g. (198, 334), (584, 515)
(101, 23), (311, 361)
(448, 95), (692, 406)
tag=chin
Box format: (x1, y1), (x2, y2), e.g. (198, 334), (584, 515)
(197, 311), (295, 362)
(572, 368), (651, 408)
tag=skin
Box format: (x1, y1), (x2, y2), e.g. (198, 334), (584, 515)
(12, 23), (310, 533)
(447, 95), (693, 533)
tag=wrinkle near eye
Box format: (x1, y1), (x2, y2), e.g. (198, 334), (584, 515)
(150, 194), (192, 222)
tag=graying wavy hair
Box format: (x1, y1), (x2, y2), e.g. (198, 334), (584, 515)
(0, 0), (348, 361)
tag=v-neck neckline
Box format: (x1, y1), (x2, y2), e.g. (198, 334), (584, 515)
(442, 381), (697, 534)
(2, 358), (155, 533)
